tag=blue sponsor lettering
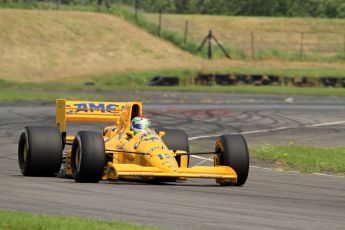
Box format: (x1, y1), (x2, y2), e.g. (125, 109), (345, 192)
(145, 146), (166, 154)
(134, 132), (157, 149)
(106, 104), (119, 114)
(68, 103), (120, 114)
(134, 141), (140, 150)
(164, 154), (172, 159)
(89, 103), (105, 112)
(143, 137), (159, 142)
(75, 103), (88, 113)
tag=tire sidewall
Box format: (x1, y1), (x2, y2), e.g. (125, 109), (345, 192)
(71, 134), (82, 181)
(215, 134), (249, 186)
(18, 126), (63, 176)
(71, 131), (105, 183)
(18, 131), (30, 175)
(160, 128), (189, 167)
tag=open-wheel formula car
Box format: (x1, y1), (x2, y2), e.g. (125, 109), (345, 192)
(18, 100), (249, 186)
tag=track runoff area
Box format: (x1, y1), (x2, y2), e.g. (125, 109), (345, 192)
(1, 99), (345, 230)
(188, 120), (345, 177)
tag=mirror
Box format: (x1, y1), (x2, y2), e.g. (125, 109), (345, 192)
(158, 131), (165, 138)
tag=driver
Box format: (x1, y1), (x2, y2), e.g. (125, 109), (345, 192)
(130, 116), (151, 135)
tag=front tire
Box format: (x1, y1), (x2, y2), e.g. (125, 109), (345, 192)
(71, 131), (105, 183)
(215, 134), (249, 186)
(160, 128), (189, 167)
(18, 126), (63, 176)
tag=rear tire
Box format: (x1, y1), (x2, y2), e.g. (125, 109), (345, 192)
(215, 134), (249, 186)
(160, 128), (189, 167)
(71, 131), (105, 183)
(18, 126), (63, 176)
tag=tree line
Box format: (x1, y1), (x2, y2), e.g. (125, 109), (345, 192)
(3, 0), (343, 18)
(115, 0), (345, 18)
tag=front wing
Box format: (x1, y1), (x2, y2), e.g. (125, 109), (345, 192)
(105, 163), (237, 183)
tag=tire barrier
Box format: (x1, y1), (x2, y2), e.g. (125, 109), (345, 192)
(320, 77), (338, 87)
(192, 74), (345, 88)
(148, 76), (179, 86)
(194, 74), (214, 85)
(214, 74), (237, 85)
(290, 77), (319, 87)
(194, 73), (283, 86)
(148, 74), (345, 88)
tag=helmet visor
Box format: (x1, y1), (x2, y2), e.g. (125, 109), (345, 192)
(133, 123), (149, 130)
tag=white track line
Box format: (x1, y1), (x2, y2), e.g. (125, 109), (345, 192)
(308, 120), (345, 127)
(188, 120), (345, 141)
(190, 158), (344, 177)
(188, 120), (345, 178)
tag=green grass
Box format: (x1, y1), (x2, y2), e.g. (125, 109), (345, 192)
(0, 210), (157, 230)
(250, 145), (345, 174)
(111, 5), (200, 57)
(0, 88), (108, 102)
(58, 67), (345, 97)
(3, 83), (345, 103)
(0, 1), (99, 12)
(110, 6), (345, 61)
(143, 12), (345, 62)
(2, 3), (345, 62)
(75, 66), (345, 91)
(2, 66), (345, 102)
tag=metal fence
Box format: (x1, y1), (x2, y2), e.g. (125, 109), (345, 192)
(142, 11), (345, 60)
(2, 1), (345, 61)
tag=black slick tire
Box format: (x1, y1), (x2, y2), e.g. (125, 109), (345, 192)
(18, 126), (63, 176)
(71, 131), (105, 183)
(160, 128), (189, 167)
(215, 134), (249, 186)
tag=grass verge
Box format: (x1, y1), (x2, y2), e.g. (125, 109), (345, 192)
(0, 210), (157, 230)
(142, 12), (345, 62)
(0, 89), (107, 102)
(2, 66), (345, 102)
(2, 84), (345, 102)
(2, 3), (345, 62)
(112, 5), (200, 56)
(250, 145), (345, 175)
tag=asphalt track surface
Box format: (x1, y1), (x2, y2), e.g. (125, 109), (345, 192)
(1, 93), (345, 230)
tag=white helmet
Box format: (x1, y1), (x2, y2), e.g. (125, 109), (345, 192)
(130, 116), (151, 134)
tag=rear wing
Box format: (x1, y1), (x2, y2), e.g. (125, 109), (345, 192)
(56, 99), (142, 133)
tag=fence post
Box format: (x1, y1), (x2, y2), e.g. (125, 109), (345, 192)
(208, 30), (212, 59)
(134, 0), (138, 21)
(184, 20), (189, 45)
(300, 32), (304, 59)
(56, 0), (61, 10)
(251, 32), (255, 60)
(343, 34), (345, 57)
(158, 9), (162, 36)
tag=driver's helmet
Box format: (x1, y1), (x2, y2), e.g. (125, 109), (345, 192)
(130, 116), (151, 134)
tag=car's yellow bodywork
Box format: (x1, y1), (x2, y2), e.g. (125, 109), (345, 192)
(56, 99), (237, 184)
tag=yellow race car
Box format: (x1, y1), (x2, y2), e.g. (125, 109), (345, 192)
(18, 100), (249, 186)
